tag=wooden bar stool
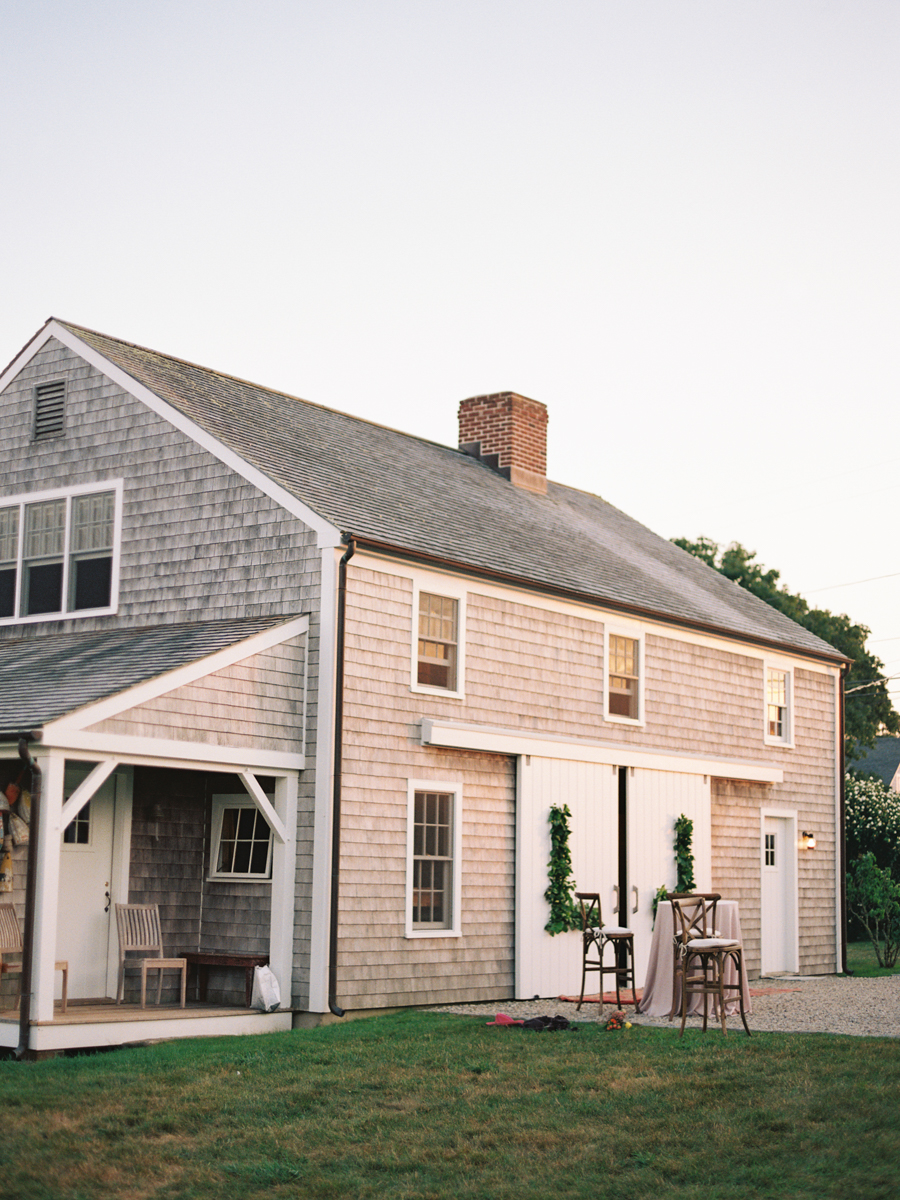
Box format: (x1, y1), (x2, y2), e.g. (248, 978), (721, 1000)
(574, 891), (636, 1012)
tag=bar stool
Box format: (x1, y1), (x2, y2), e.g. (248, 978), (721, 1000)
(574, 891), (636, 1012)
(668, 893), (750, 1036)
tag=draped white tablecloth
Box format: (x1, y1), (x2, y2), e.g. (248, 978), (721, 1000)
(637, 900), (752, 1018)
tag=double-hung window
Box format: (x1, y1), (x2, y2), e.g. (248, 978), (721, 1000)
(411, 579), (466, 696)
(765, 665), (793, 745)
(406, 782), (462, 936)
(0, 482), (121, 623)
(605, 628), (643, 723)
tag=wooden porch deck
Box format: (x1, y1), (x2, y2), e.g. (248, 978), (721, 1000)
(0, 998), (293, 1053)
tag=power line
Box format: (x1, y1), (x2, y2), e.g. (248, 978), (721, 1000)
(806, 569), (900, 595)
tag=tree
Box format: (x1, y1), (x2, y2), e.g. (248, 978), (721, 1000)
(672, 537), (900, 757)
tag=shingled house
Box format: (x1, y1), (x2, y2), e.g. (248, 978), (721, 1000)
(0, 319), (847, 1052)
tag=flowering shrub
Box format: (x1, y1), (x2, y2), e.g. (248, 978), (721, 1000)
(845, 772), (900, 875)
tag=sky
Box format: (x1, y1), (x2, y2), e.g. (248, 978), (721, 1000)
(3, 1), (900, 704)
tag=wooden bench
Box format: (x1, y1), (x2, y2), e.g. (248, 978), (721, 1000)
(179, 951), (269, 1008)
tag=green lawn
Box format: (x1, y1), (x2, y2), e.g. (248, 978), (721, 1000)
(2, 1011), (899, 1199)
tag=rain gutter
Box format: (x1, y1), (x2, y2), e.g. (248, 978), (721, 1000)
(327, 536), (356, 1017)
(838, 665), (851, 976)
(16, 737), (41, 1060)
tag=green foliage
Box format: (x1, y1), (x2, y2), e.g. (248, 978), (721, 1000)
(845, 771), (900, 877)
(544, 803), (580, 934)
(673, 537), (900, 756)
(674, 813), (695, 891)
(846, 853), (900, 968)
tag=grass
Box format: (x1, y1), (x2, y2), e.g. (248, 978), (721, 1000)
(845, 939), (900, 977)
(1, 1011), (899, 1199)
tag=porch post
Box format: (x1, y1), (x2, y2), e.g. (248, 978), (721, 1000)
(31, 749), (65, 1022)
(269, 773), (298, 1007)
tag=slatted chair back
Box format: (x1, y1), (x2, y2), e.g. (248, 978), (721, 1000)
(668, 893), (720, 946)
(576, 892), (603, 943)
(116, 904), (165, 959)
(0, 904), (23, 957)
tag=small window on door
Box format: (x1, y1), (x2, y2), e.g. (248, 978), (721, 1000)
(764, 831), (775, 867)
(63, 801), (91, 845)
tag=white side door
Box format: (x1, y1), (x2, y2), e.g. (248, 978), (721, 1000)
(628, 769), (711, 987)
(761, 813), (798, 974)
(56, 772), (118, 1000)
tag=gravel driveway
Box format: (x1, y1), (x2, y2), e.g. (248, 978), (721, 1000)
(427, 973), (900, 1038)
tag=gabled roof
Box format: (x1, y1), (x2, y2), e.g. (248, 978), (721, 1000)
(852, 736), (900, 788)
(0, 617), (289, 735)
(43, 320), (844, 663)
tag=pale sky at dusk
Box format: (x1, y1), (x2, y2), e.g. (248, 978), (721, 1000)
(3, 2), (899, 703)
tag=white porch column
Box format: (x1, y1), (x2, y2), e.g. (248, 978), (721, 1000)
(31, 749), (65, 1023)
(269, 773), (299, 1007)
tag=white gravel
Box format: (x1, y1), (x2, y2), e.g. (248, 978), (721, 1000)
(426, 973), (900, 1038)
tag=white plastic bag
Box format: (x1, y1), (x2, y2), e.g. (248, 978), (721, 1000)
(251, 964), (281, 1012)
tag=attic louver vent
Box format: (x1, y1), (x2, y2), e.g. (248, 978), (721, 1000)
(34, 380), (66, 439)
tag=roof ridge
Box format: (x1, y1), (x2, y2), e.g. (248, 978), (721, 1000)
(53, 318), (468, 461)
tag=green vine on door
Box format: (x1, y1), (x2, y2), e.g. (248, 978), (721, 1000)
(544, 803), (581, 934)
(652, 813), (696, 921)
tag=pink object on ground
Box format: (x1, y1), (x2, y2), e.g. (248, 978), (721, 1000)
(486, 1012), (524, 1026)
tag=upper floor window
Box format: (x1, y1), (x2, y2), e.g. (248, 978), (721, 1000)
(0, 482), (121, 623)
(605, 629), (643, 723)
(416, 591), (460, 691)
(765, 665), (793, 745)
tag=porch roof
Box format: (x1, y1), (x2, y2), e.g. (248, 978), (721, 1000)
(0, 616), (290, 736)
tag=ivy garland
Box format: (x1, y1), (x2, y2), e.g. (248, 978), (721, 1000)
(544, 803), (580, 935)
(674, 814), (696, 892)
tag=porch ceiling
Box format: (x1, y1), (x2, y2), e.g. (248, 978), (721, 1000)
(0, 616), (293, 735)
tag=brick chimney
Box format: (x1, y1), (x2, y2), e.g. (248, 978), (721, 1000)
(458, 392), (548, 495)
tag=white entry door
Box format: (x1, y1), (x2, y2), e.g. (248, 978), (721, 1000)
(761, 814), (798, 975)
(56, 773), (118, 1000)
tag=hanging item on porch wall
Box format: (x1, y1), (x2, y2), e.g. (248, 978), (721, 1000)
(16, 788), (31, 825)
(0, 836), (12, 892)
(9, 813), (28, 846)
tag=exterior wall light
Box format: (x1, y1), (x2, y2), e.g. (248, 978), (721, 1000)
(800, 831), (816, 850)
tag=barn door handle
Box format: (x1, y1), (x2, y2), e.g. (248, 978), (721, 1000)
(632, 885), (639, 914)
(612, 884), (619, 914)
(104, 889), (111, 914)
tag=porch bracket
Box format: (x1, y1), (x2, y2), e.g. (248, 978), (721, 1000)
(239, 770), (288, 844)
(59, 759), (120, 828)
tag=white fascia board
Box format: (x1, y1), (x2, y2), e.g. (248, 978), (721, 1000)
(43, 321), (342, 550)
(44, 615), (308, 735)
(420, 718), (784, 784)
(37, 731), (304, 773)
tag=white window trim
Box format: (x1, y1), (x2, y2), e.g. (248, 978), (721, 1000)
(405, 779), (463, 938)
(764, 660), (794, 748)
(603, 624), (645, 726)
(0, 479), (123, 626)
(409, 574), (467, 699)
(208, 794), (274, 882)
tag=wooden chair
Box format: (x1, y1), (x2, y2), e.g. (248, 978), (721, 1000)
(574, 891), (636, 1012)
(0, 903), (68, 1013)
(667, 893), (750, 1036)
(115, 904), (186, 1008)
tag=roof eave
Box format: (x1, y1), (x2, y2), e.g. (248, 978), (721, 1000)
(345, 533), (851, 669)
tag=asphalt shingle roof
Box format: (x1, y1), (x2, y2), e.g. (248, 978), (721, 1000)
(852, 736), (900, 787)
(57, 321), (844, 663)
(0, 617), (289, 733)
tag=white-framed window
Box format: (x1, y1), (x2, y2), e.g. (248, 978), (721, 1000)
(406, 780), (462, 937)
(764, 663), (793, 746)
(209, 796), (274, 881)
(604, 627), (644, 724)
(0, 481), (123, 624)
(410, 576), (466, 698)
